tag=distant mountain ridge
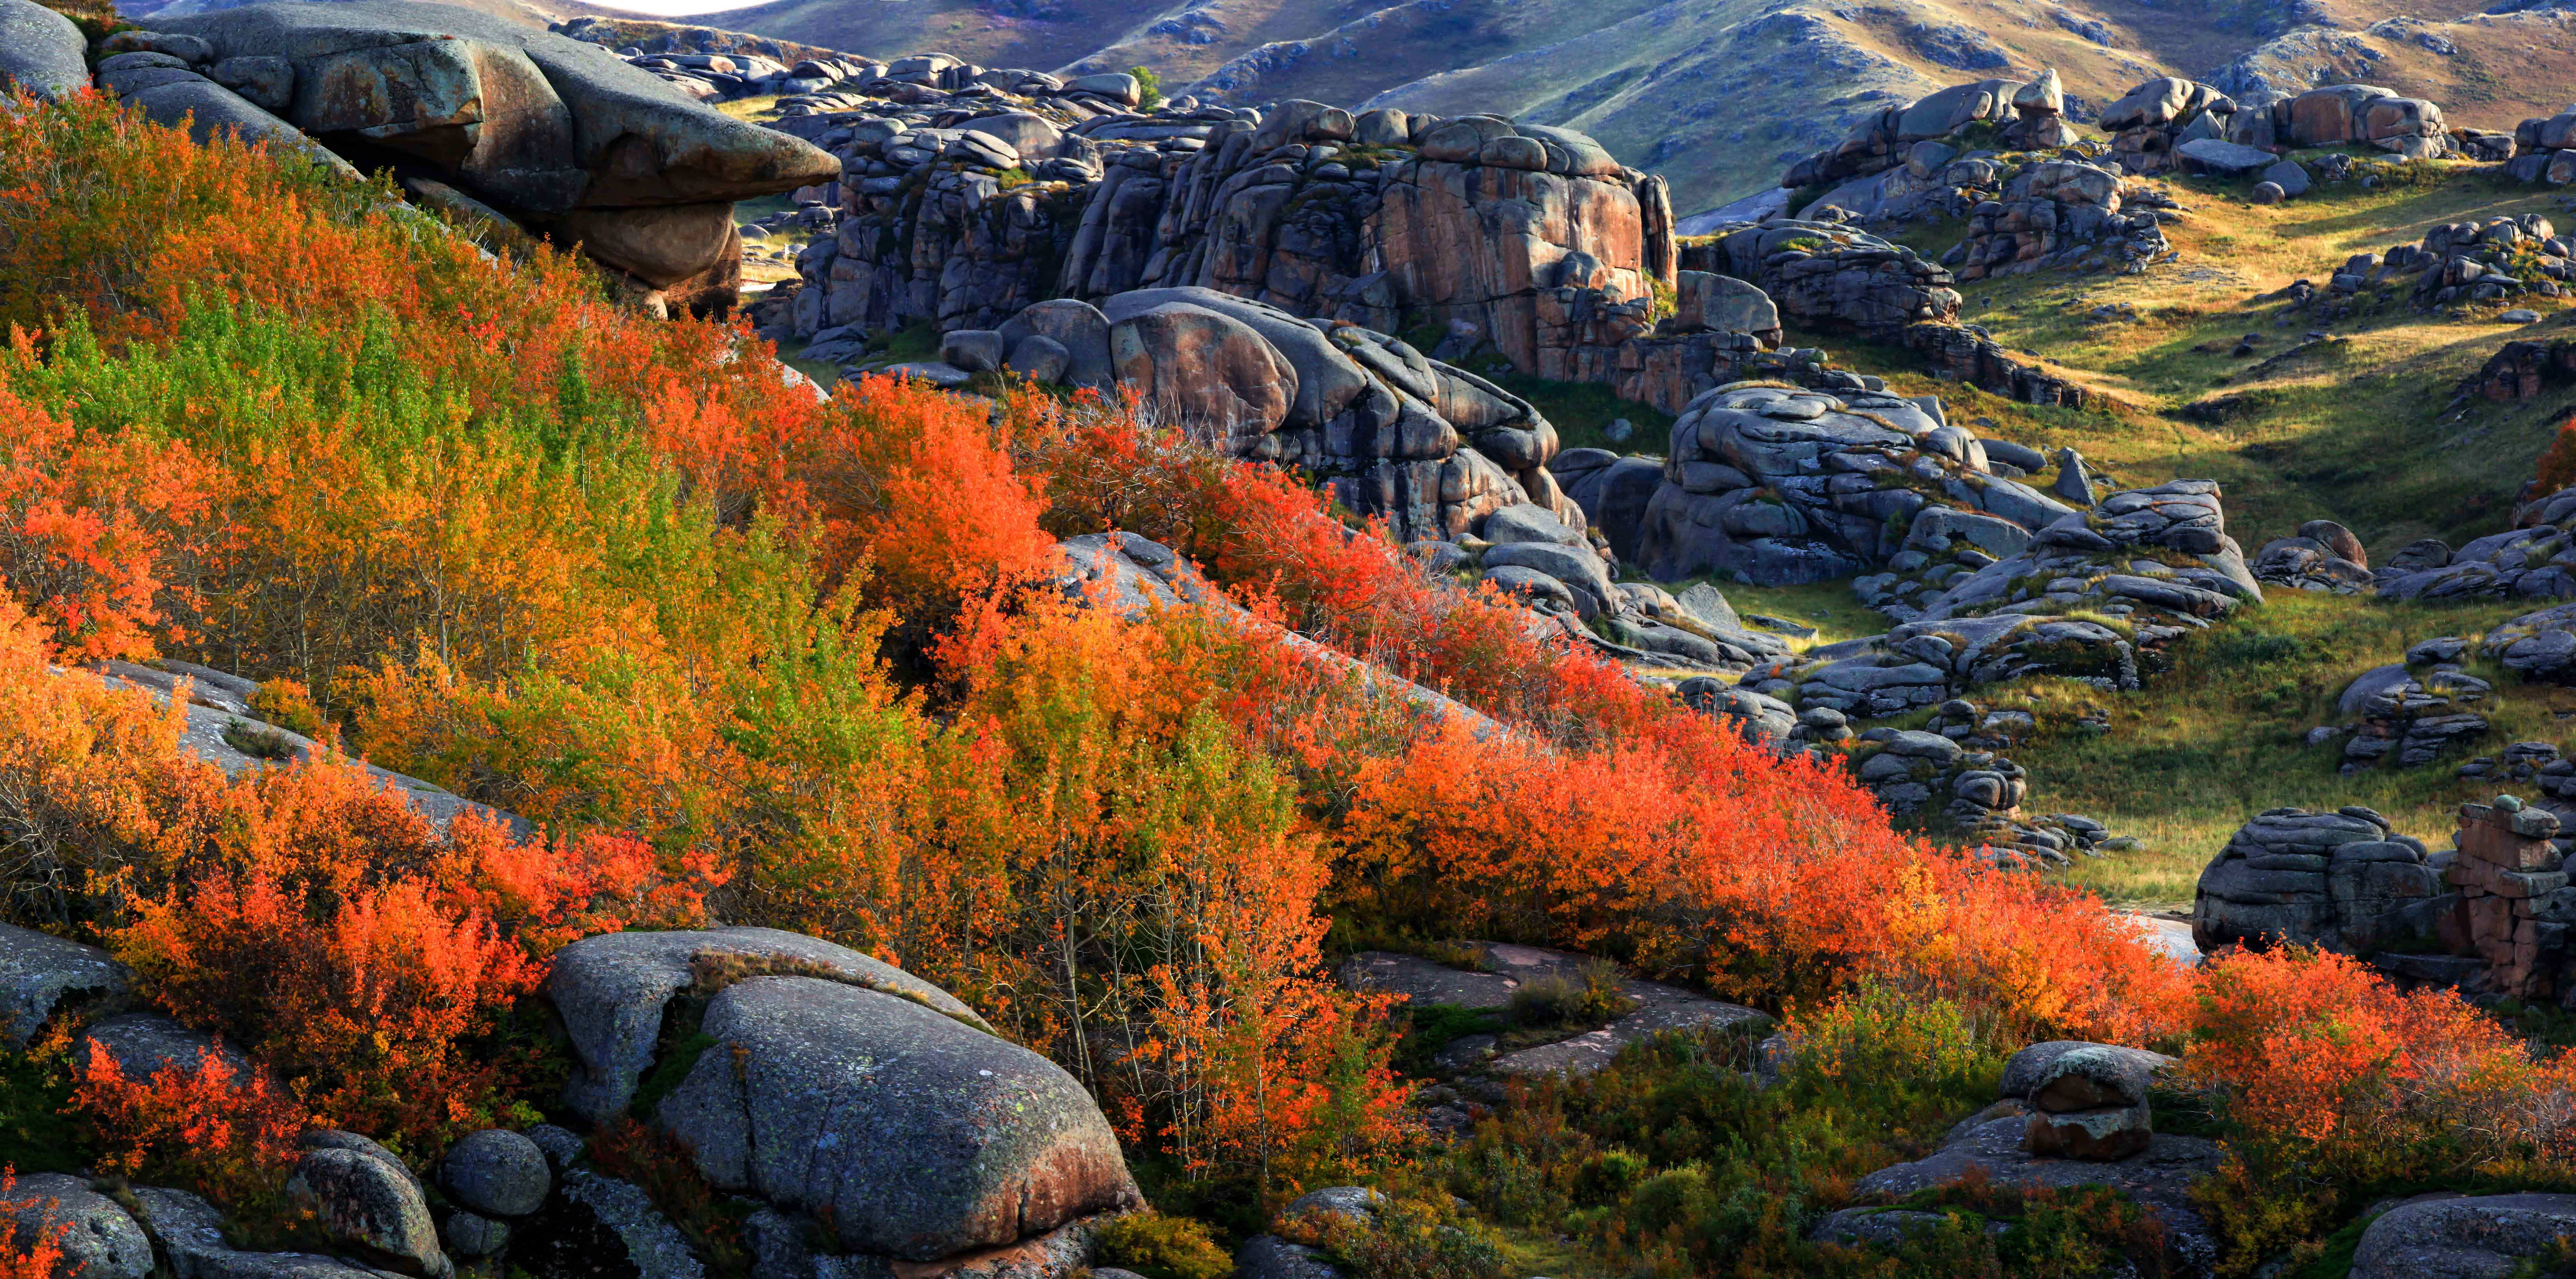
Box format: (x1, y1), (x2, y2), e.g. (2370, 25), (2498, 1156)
(158, 0), (2576, 215)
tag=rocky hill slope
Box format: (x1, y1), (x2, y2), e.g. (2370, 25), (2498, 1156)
(638, 0), (2576, 214)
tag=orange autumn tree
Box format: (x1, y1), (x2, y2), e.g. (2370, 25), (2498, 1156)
(0, 383), (213, 664)
(2180, 946), (2576, 1268)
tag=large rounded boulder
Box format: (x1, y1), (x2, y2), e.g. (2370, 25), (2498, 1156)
(654, 977), (1139, 1260)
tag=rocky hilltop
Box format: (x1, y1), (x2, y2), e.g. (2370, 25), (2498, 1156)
(526, 0), (2576, 217)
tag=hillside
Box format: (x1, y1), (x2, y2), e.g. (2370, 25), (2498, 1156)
(656, 0), (2576, 212)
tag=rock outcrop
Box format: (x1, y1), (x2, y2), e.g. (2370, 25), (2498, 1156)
(2350, 1193), (2576, 1278)
(963, 287), (1578, 541)
(128, 1), (841, 317)
(791, 87), (1672, 389)
(1780, 75), (2077, 198)
(1678, 220), (1959, 338)
(2377, 482), (2576, 601)
(1630, 381), (2070, 587)
(1837, 1045), (2219, 1272)
(546, 928), (1139, 1266)
(2330, 661), (2490, 773)
(2191, 806), (2443, 954)
(0, 0), (89, 102)
(2252, 520), (2371, 594)
(2227, 84), (2452, 160)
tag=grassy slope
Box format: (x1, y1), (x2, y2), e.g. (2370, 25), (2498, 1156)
(1710, 159), (2576, 910)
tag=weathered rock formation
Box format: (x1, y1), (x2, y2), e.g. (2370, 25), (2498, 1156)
(2251, 519), (2371, 594)
(1941, 159), (2171, 282)
(1826, 1039), (2218, 1272)
(2330, 661), (2490, 774)
(2192, 806), (2443, 954)
(2376, 481), (2576, 601)
(791, 90), (1673, 386)
(957, 286), (1582, 541)
(2442, 797), (2569, 999)
(1780, 75), (2078, 200)
(1678, 220), (1959, 338)
(1628, 381), (2070, 587)
(0, 0), (88, 102)
(2227, 84), (2451, 160)
(2094, 77), (2236, 177)
(116, 1), (841, 317)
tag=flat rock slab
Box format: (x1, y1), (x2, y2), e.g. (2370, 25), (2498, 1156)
(1854, 1101), (2221, 1275)
(1489, 980), (1769, 1076)
(1336, 952), (1520, 1009)
(2, 1173), (154, 1279)
(1340, 943), (1766, 1076)
(1484, 943), (1768, 1076)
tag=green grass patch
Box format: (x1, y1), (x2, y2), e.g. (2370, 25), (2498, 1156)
(1486, 372), (1676, 455)
(2018, 590), (2576, 909)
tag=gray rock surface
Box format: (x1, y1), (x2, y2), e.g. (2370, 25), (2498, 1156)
(2192, 807), (2442, 953)
(148, 0), (836, 310)
(439, 1130), (550, 1219)
(1233, 1234), (1342, 1279)
(2350, 1193), (2576, 1279)
(651, 976), (1141, 1260)
(1336, 951), (1518, 1009)
(287, 1136), (445, 1278)
(0, 1174), (154, 1279)
(1854, 1100), (2220, 1271)
(0, 0), (88, 101)
(77, 1011), (250, 1084)
(132, 1186), (400, 1279)
(0, 924), (129, 1048)
(545, 925), (989, 1124)
(554, 1173), (702, 1279)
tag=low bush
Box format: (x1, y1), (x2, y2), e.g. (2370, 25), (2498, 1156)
(1091, 1211), (1233, 1279)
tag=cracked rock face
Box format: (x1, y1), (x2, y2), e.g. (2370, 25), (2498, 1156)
(653, 976), (1141, 1261)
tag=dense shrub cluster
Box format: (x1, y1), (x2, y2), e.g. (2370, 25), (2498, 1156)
(2, 87), (2574, 1279)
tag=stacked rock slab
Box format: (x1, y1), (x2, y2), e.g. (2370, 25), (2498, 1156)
(1910, 479), (2261, 637)
(2192, 806), (2443, 954)
(1631, 382), (2075, 586)
(2333, 661), (2490, 773)
(1677, 220), (1959, 338)
(2443, 798), (2567, 998)
(2003, 1041), (2172, 1161)
(142, 0), (840, 318)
